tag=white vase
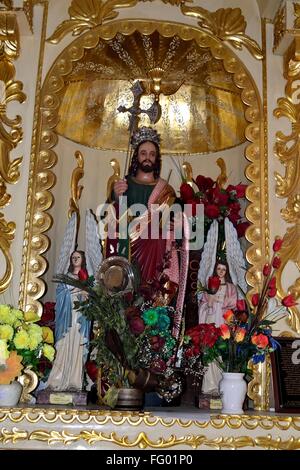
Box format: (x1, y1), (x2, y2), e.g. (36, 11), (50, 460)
(219, 372), (247, 414)
(0, 381), (23, 407)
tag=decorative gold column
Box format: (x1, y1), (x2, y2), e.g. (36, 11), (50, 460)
(0, 11), (26, 293)
(273, 2), (300, 333)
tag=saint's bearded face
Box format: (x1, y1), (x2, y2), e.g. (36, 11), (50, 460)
(137, 141), (157, 173)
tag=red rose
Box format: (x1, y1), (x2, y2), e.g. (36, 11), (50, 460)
(129, 317), (145, 335)
(85, 360), (98, 382)
(41, 302), (55, 323)
(282, 294), (297, 307)
(228, 212), (240, 225)
(125, 306), (140, 320)
(252, 293), (260, 306)
(229, 202), (241, 213)
(211, 187), (228, 206)
(208, 276), (221, 294)
(268, 288), (277, 298)
(150, 358), (167, 373)
(263, 263), (271, 276)
(235, 310), (249, 322)
(268, 277), (276, 289)
(272, 256), (281, 269)
(236, 222), (250, 238)
(205, 204), (220, 219)
(180, 183), (195, 202)
(150, 335), (165, 351)
(78, 269), (88, 281)
(234, 184), (247, 198)
(195, 175), (214, 192)
(273, 238), (283, 252)
(236, 299), (246, 312)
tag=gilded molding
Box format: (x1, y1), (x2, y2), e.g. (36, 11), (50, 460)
(274, 39), (300, 333)
(1, 408), (300, 430)
(19, 0), (49, 312)
(180, 4), (263, 60)
(0, 11), (26, 294)
(47, 0), (139, 44)
(23, 0), (35, 34)
(0, 426), (300, 449)
(294, 2), (300, 28)
(273, 2), (286, 52)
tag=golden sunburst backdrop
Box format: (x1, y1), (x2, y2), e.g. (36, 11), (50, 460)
(56, 30), (247, 155)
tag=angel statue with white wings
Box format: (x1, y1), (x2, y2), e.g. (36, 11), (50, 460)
(197, 218), (248, 396)
(44, 210), (102, 393)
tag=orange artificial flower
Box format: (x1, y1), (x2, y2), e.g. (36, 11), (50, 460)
(220, 323), (230, 339)
(0, 351), (23, 385)
(251, 333), (269, 349)
(223, 310), (234, 323)
(234, 327), (246, 343)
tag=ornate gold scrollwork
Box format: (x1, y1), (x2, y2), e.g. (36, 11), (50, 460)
(0, 426), (300, 449)
(47, 0), (139, 44)
(18, 368), (39, 404)
(0, 12), (26, 294)
(180, 5), (263, 60)
(274, 40), (300, 333)
(23, 1), (35, 34)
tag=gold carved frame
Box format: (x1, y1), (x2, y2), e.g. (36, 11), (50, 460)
(19, 5), (267, 408)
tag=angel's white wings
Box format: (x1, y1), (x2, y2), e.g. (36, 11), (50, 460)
(198, 219), (218, 286)
(54, 213), (77, 275)
(85, 209), (103, 277)
(225, 217), (247, 296)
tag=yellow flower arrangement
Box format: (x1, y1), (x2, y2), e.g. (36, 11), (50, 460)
(0, 304), (55, 385)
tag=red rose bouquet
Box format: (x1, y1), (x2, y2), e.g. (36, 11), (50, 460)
(179, 174), (249, 241)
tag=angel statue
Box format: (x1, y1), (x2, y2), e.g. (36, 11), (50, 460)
(197, 218), (247, 396)
(44, 210), (102, 393)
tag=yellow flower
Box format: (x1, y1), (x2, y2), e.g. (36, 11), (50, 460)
(24, 310), (40, 323)
(0, 324), (14, 341)
(0, 339), (9, 365)
(42, 344), (55, 362)
(0, 351), (23, 385)
(42, 326), (54, 344)
(13, 329), (30, 350)
(0, 304), (12, 325)
(27, 324), (43, 351)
